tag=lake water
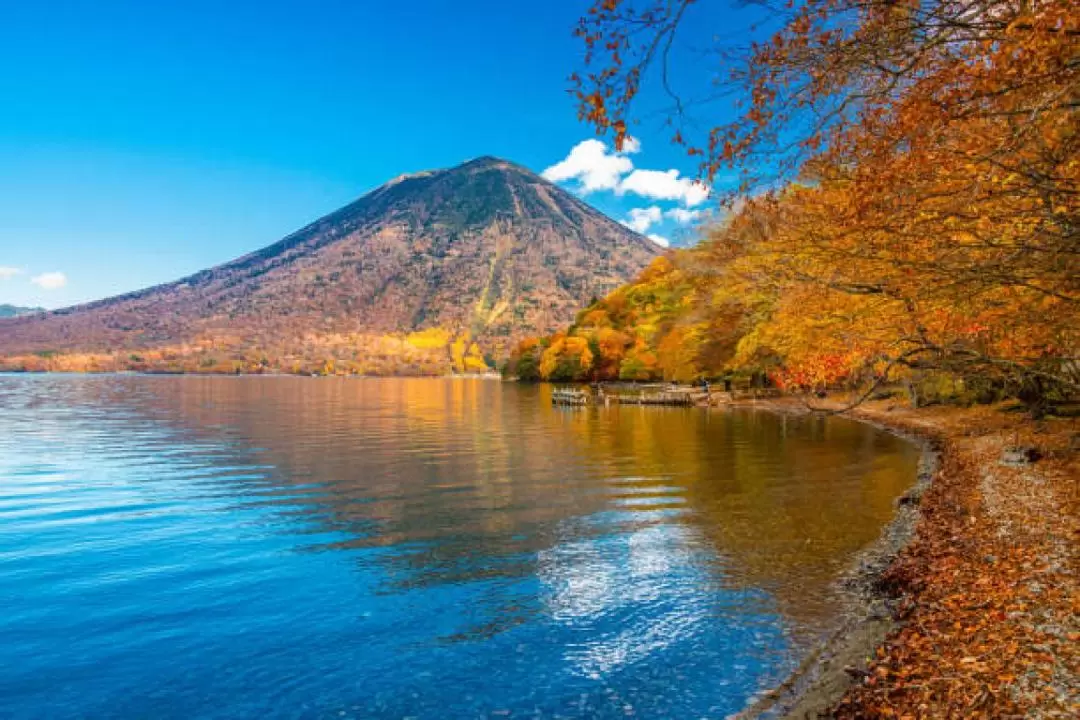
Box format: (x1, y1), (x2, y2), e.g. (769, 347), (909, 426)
(0, 375), (919, 719)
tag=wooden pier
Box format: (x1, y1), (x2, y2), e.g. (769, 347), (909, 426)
(612, 389), (695, 406)
(551, 385), (703, 407)
(551, 388), (589, 405)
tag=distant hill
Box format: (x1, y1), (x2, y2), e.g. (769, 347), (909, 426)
(0, 304), (44, 318)
(0, 157), (659, 374)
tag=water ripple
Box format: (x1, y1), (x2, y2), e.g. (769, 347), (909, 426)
(0, 374), (919, 719)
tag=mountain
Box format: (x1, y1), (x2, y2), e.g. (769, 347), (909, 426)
(0, 304), (44, 318)
(0, 157), (659, 374)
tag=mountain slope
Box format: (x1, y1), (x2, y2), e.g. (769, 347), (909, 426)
(0, 157), (659, 373)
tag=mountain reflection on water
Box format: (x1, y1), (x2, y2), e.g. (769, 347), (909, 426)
(0, 375), (919, 719)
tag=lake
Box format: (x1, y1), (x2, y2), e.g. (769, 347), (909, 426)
(0, 375), (919, 718)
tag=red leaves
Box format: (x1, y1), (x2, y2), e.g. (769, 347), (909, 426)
(772, 353), (855, 392)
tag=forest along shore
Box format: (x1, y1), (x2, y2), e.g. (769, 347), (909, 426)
(721, 397), (1078, 719)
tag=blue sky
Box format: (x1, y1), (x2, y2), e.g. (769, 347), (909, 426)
(0, 0), (752, 308)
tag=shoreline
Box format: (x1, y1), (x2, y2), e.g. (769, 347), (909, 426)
(0, 370), (503, 380)
(721, 397), (1077, 719)
(720, 399), (940, 719)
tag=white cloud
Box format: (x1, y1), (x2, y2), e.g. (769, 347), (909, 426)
(623, 206), (663, 233)
(647, 234), (671, 248)
(0, 266), (23, 280)
(542, 139), (634, 192)
(665, 208), (702, 225)
(31, 271), (67, 290)
(618, 169), (709, 207)
(544, 138), (710, 223)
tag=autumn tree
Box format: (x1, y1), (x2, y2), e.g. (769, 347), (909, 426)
(540, 335), (595, 381)
(464, 342), (490, 373)
(505, 337), (544, 381)
(450, 334), (468, 374)
(574, 0), (1079, 412)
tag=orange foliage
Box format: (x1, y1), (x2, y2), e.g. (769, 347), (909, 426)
(539, 335), (594, 381)
(568, 0), (1077, 411)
